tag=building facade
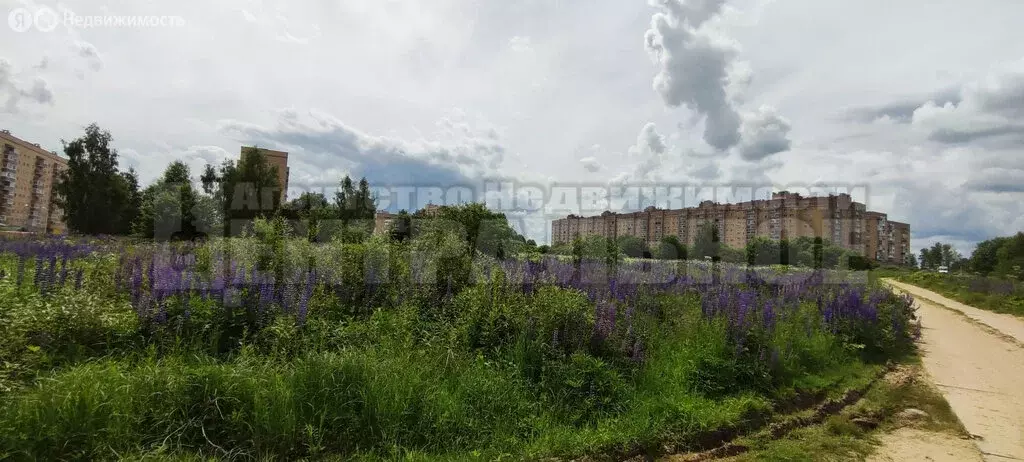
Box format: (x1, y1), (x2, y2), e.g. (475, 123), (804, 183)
(551, 192), (911, 265)
(0, 130), (68, 234)
(240, 146), (289, 203)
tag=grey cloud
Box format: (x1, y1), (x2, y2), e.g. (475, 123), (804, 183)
(76, 41), (103, 71)
(579, 156), (602, 173)
(1, 58), (55, 113)
(908, 66), (1024, 145)
(963, 168), (1024, 193)
(613, 122), (723, 184)
(629, 122), (668, 180)
(927, 124), (1024, 145)
(689, 157), (721, 180)
(218, 109), (505, 195)
(20, 78), (54, 105)
(891, 179), (1008, 243)
(738, 105), (792, 161)
(842, 88), (961, 123)
(645, 0), (741, 150)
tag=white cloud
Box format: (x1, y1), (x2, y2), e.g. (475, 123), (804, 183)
(508, 36), (532, 53)
(0, 58), (55, 113)
(1, 0), (1022, 249)
(737, 105), (791, 161)
(645, 0), (742, 150)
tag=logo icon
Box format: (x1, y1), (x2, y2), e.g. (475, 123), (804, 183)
(8, 7), (32, 32)
(34, 6), (58, 32)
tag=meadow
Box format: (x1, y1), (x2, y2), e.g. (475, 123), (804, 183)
(879, 268), (1024, 317)
(0, 222), (920, 461)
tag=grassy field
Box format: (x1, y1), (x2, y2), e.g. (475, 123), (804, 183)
(875, 268), (1024, 317)
(732, 362), (967, 462)
(0, 231), (920, 461)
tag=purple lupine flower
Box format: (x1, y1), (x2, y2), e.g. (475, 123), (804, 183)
(15, 256), (25, 287)
(32, 256), (43, 289)
(58, 255), (68, 287)
(762, 298), (776, 331)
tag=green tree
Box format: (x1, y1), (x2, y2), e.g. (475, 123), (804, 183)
(692, 221), (720, 261)
(332, 175), (376, 238)
(429, 202), (523, 257)
(653, 235), (686, 260)
(904, 252), (918, 268)
(813, 237), (824, 269)
(288, 192), (332, 242)
(616, 236), (648, 259)
(388, 210), (413, 243)
(971, 237), (1011, 275)
(133, 161), (201, 240)
(745, 237), (779, 266)
(994, 232), (1024, 280)
(54, 124), (139, 235)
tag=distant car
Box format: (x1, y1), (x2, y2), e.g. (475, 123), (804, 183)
(938, 266), (949, 274)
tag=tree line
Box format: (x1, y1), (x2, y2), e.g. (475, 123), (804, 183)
(51, 124), (531, 255)
(548, 221), (877, 270)
(921, 234), (1024, 280)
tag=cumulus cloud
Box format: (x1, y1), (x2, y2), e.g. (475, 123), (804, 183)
(580, 156), (602, 173)
(611, 122), (723, 185)
(628, 122), (668, 180)
(75, 41), (103, 71)
(841, 88), (961, 124)
(904, 61), (1024, 145)
(218, 109), (508, 195)
(737, 105), (792, 161)
(645, 0), (741, 150)
(0, 58), (55, 113)
(508, 36), (532, 53)
(644, 0), (792, 163)
(963, 168), (1024, 193)
(891, 179), (1013, 243)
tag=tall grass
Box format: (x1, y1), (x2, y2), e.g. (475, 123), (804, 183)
(0, 232), (918, 460)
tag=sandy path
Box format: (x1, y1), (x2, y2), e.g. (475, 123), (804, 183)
(869, 428), (982, 462)
(883, 279), (1024, 461)
(886, 280), (1024, 345)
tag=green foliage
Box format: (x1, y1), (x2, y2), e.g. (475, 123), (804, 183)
(692, 221), (720, 261)
(890, 270), (1024, 317)
(287, 192), (333, 242)
(54, 124), (141, 235)
(652, 236), (686, 260)
(333, 176), (376, 238)
(133, 161), (207, 240)
(0, 236), (919, 461)
(206, 146), (282, 230)
(616, 236), (648, 259)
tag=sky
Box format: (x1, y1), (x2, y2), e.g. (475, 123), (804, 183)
(1, 0), (1023, 256)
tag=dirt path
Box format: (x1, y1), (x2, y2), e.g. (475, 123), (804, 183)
(882, 279), (1024, 461)
(869, 428), (982, 462)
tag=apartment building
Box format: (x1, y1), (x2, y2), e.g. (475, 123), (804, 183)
(865, 212), (910, 265)
(372, 204), (444, 235)
(240, 146), (289, 203)
(0, 130), (68, 234)
(551, 191), (911, 265)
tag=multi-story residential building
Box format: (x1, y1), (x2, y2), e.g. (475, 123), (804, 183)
(551, 191), (910, 264)
(240, 146), (289, 203)
(0, 130), (68, 234)
(372, 204), (445, 235)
